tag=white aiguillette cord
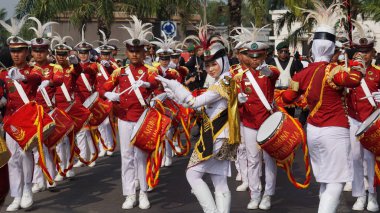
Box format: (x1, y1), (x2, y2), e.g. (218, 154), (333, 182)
(245, 71), (273, 113)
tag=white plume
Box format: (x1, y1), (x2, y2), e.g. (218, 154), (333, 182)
(28, 17), (58, 38)
(0, 15), (28, 36)
(50, 32), (73, 49)
(150, 31), (179, 52)
(230, 23), (270, 49)
(120, 15), (153, 44)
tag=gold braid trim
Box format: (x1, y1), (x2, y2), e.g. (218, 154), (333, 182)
(310, 64), (333, 117)
(208, 82), (230, 100)
(326, 65), (345, 90)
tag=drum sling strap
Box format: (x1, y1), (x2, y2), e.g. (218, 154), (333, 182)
(360, 79), (376, 107)
(98, 64), (109, 80)
(125, 66), (147, 107)
(196, 109), (228, 160)
(245, 71), (273, 112)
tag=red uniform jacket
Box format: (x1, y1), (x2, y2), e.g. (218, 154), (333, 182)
(347, 64), (380, 122)
(239, 65), (280, 130)
(176, 65), (189, 83)
(154, 65), (180, 95)
(74, 61), (98, 103)
(102, 63), (159, 122)
(95, 62), (117, 99)
(55, 64), (82, 110)
(34, 64), (64, 111)
(0, 65), (42, 119)
(282, 61), (363, 128)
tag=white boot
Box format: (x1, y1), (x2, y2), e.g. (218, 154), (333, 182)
(352, 195), (366, 211)
(54, 173), (64, 182)
(47, 180), (56, 189)
(6, 197), (21, 212)
(164, 156), (172, 167)
(32, 182), (46, 193)
(88, 161), (96, 168)
(367, 193), (379, 212)
(73, 161), (84, 168)
(215, 191), (231, 213)
(343, 182), (352, 192)
(318, 192), (340, 213)
(236, 182), (249, 192)
(66, 170), (75, 178)
(191, 181), (218, 213)
(106, 151), (113, 156)
(259, 195), (271, 210)
(139, 191), (150, 209)
(122, 194), (136, 209)
(20, 186), (33, 209)
(98, 149), (106, 157)
(235, 172), (242, 181)
(247, 196), (261, 210)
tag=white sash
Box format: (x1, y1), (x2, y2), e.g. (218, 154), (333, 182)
(60, 83), (72, 102)
(98, 64), (109, 80)
(13, 80), (29, 104)
(40, 88), (53, 107)
(80, 73), (92, 92)
(360, 79), (376, 107)
(245, 71), (272, 111)
(274, 57), (293, 87)
(125, 66), (146, 107)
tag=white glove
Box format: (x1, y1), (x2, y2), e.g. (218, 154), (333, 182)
(257, 63), (272, 77)
(352, 53), (366, 75)
(135, 80), (150, 88)
(238, 93), (248, 104)
(100, 60), (110, 67)
(8, 67), (26, 81)
(372, 91), (380, 102)
(67, 55), (79, 65)
(38, 80), (50, 91)
(156, 75), (191, 103)
(104, 92), (120, 102)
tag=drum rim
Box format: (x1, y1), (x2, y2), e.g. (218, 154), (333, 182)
(355, 108), (380, 137)
(130, 108), (149, 140)
(257, 112), (285, 145)
(83, 91), (99, 108)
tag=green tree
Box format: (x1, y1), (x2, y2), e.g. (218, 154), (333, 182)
(0, 8), (8, 47)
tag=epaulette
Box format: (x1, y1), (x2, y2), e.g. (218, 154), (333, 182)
(372, 64), (380, 70)
(51, 64), (63, 72)
(110, 67), (122, 77)
(144, 64), (158, 74)
(152, 61), (160, 68)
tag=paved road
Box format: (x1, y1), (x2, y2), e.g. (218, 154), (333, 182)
(1, 146), (378, 213)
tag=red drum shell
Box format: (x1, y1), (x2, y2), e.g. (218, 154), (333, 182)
(44, 108), (75, 148)
(257, 112), (303, 161)
(356, 109), (380, 156)
(66, 101), (92, 134)
(3, 102), (55, 151)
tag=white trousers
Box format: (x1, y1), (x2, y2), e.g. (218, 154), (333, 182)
(307, 124), (352, 183)
(349, 117), (376, 196)
(236, 124), (249, 184)
(118, 119), (148, 196)
(32, 144), (56, 185)
(164, 127), (175, 158)
(242, 126), (277, 199)
(56, 136), (71, 171)
(98, 117), (114, 151)
(186, 168), (229, 193)
(76, 129), (96, 161)
(6, 133), (33, 198)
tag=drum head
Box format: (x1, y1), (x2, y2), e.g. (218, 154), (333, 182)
(257, 112), (283, 144)
(356, 108), (380, 137)
(130, 109), (148, 140)
(83, 92), (99, 108)
(150, 93), (167, 107)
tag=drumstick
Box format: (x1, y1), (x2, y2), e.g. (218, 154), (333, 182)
(360, 95), (375, 100)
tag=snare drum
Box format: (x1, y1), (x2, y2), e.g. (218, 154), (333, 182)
(45, 108), (75, 148)
(257, 111), (303, 161)
(83, 92), (112, 127)
(131, 108), (171, 153)
(66, 101), (92, 134)
(355, 108), (380, 156)
(3, 102), (55, 151)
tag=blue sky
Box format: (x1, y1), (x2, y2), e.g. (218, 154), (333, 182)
(0, 0), (18, 19)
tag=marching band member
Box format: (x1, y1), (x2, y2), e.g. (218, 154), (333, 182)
(151, 32), (181, 166)
(27, 17), (64, 193)
(281, 1), (365, 212)
(230, 24), (280, 210)
(95, 30), (118, 157)
(349, 21), (379, 212)
(0, 15), (42, 211)
(72, 26), (99, 168)
(102, 15), (159, 210)
(51, 33), (82, 181)
(169, 48), (188, 83)
(157, 25), (240, 213)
